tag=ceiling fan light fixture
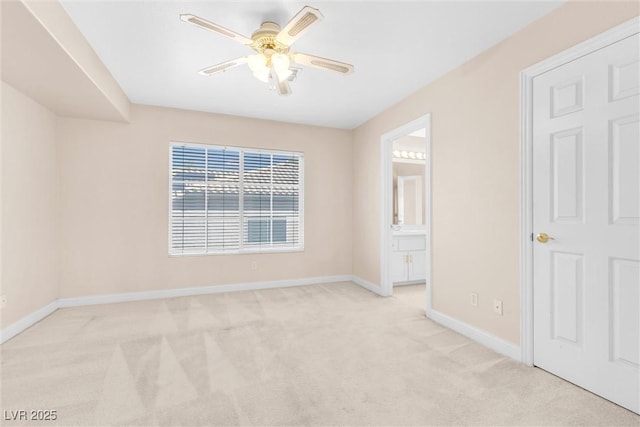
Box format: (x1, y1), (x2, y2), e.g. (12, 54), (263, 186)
(271, 53), (293, 82)
(247, 53), (267, 73)
(253, 67), (270, 83)
(271, 53), (290, 74)
(248, 53), (271, 82)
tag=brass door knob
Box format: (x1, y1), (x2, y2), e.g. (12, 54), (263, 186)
(536, 233), (555, 243)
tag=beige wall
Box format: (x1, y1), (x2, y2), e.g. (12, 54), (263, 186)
(1, 82), (59, 326)
(57, 105), (352, 298)
(20, 0), (131, 120)
(1, 0), (130, 122)
(352, 1), (639, 344)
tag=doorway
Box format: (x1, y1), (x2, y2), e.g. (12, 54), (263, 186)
(380, 115), (432, 312)
(521, 18), (639, 413)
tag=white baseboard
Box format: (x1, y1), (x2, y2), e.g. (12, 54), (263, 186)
(57, 275), (353, 308)
(0, 301), (58, 344)
(1, 275), (352, 344)
(393, 280), (425, 287)
(350, 275), (387, 296)
(427, 308), (521, 362)
(351, 277), (521, 362)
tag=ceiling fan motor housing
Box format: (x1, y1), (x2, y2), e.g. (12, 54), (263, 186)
(251, 22), (289, 54)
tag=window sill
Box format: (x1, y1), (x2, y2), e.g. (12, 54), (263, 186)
(169, 246), (304, 257)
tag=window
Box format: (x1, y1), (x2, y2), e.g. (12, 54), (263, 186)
(170, 142), (303, 255)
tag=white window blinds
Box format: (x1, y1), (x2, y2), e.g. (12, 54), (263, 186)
(170, 142), (303, 255)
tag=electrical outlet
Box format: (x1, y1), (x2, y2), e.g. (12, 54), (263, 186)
(251, 261), (258, 271)
(1, 295), (6, 309)
(493, 299), (503, 316)
(470, 292), (478, 307)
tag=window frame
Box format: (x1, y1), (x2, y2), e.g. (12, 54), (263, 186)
(168, 141), (304, 256)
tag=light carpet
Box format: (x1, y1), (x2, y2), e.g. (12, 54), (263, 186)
(1, 282), (638, 426)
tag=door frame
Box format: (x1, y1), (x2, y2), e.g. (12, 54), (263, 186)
(519, 17), (639, 366)
(380, 114), (432, 307)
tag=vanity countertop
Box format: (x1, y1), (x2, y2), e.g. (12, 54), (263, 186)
(391, 229), (426, 237)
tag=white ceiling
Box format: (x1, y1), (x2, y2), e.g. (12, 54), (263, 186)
(60, 1), (562, 129)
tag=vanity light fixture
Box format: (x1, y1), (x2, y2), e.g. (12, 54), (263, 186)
(393, 150), (426, 160)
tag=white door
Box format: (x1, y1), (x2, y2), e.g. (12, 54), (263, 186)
(533, 34), (639, 413)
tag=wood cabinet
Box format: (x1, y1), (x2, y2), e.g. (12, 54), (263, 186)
(390, 233), (426, 284)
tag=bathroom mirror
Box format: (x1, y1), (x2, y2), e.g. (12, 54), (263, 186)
(397, 175), (423, 225)
(392, 131), (426, 227)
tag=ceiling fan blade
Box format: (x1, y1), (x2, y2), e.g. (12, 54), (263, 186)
(199, 57), (248, 76)
(275, 78), (293, 96)
(270, 68), (293, 96)
(275, 6), (323, 46)
(180, 14), (253, 45)
(291, 53), (354, 74)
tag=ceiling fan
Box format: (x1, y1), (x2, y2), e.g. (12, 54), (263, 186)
(180, 6), (354, 96)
